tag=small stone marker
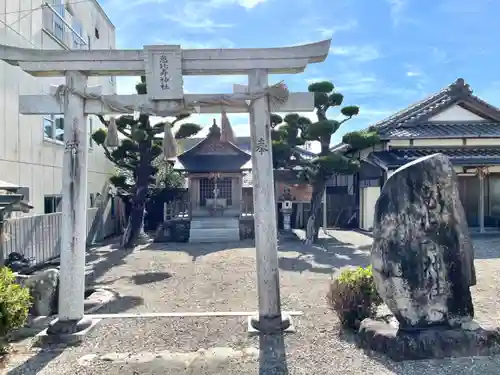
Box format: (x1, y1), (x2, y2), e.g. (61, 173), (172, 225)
(357, 153), (500, 361)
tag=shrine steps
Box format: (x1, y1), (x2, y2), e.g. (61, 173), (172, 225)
(189, 217), (240, 243)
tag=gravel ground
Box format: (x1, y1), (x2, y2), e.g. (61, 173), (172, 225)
(4, 230), (500, 375)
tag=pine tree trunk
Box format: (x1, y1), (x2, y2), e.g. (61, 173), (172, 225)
(120, 143), (151, 249)
(304, 182), (325, 245)
(121, 203), (146, 248)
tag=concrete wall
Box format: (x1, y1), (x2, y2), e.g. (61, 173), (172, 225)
(0, 0), (116, 214)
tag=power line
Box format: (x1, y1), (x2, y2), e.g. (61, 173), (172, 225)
(0, 0), (92, 17)
(6, 5), (41, 28)
(0, 0), (94, 48)
(0, 12), (39, 48)
(0, 3), (46, 47)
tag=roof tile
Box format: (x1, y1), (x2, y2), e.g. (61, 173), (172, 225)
(380, 122), (500, 139)
(369, 147), (500, 168)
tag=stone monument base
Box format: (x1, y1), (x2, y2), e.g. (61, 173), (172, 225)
(357, 318), (500, 361)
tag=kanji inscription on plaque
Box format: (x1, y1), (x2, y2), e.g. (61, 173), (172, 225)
(144, 45), (183, 100)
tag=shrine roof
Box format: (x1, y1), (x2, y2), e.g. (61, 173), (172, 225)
(331, 78), (500, 152)
(174, 124), (251, 173)
(379, 122), (500, 139)
(371, 78), (500, 131)
(367, 147), (500, 169)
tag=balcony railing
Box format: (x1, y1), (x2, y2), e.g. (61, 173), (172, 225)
(42, 4), (87, 50)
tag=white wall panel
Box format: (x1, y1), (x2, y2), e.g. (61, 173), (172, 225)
(0, 0), (115, 214)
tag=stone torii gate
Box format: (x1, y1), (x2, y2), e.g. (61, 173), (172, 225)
(0, 40), (331, 337)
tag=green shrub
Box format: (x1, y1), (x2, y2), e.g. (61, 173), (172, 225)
(0, 267), (32, 351)
(327, 266), (382, 329)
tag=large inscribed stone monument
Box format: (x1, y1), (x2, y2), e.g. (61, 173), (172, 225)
(371, 153), (475, 330)
(358, 153), (500, 361)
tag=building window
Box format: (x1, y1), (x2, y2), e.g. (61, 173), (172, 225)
(72, 18), (84, 49)
(44, 115), (64, 142)
(50, 0), (65, 42)
(44, 195), (62, 214)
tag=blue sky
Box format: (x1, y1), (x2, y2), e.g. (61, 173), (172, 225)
(99, 0), (500, 145)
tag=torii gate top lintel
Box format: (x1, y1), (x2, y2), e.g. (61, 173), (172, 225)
(0, 39), (331, 77)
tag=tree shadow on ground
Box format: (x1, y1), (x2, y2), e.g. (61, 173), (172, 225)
(6, 348), (64, 375)
(278, 232), (371, 274)
(93, 271), (173, 286)
(259, 333), (288, 375)
(85, 245), (136, 284)
(89, 294), (144, 314)
(142, 240), (256, 261)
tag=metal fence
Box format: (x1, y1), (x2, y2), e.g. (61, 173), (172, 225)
(0, 205), (122, 266)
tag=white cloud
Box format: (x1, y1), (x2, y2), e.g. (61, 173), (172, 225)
(430, 47), (451, 64)
(316, 20), (358, 39)
(152, 38), (235, 50)
(329, 45), (380, 62)
(385, 0), (417, 26)
(161, 0), (267, 31)
(335, 74), (380, 96)
(162, 14), (234, 32)
(103, 0), (168, 12)
(235, 0), (267, 8)
(406, 71), (421, 77)
(305, 77), (332, 85)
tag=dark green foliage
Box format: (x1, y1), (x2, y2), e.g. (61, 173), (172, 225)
(93, 76), (201, 248)
(92, 128), (106, 145)
(0, 267), (31, 351)
(308, 81), (334, 93)
(270, 79), (380, 243)
(341, 106), (360, 117)
(175, 123), (203, 139)
(93, 76), (201, 195)
(326, 266), (382, 329)
(342, 130), (380, 150)
(306, 120), (341, 139)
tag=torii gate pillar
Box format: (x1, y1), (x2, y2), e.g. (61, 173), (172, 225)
(46, 71), (93, 335)
(248, 69), (290, 332)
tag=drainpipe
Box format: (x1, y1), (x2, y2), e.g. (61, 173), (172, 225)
(478, 168), (485, 233)
(322, 187), (327, 231)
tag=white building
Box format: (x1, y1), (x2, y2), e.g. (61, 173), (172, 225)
(0, 0), (116, 214)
